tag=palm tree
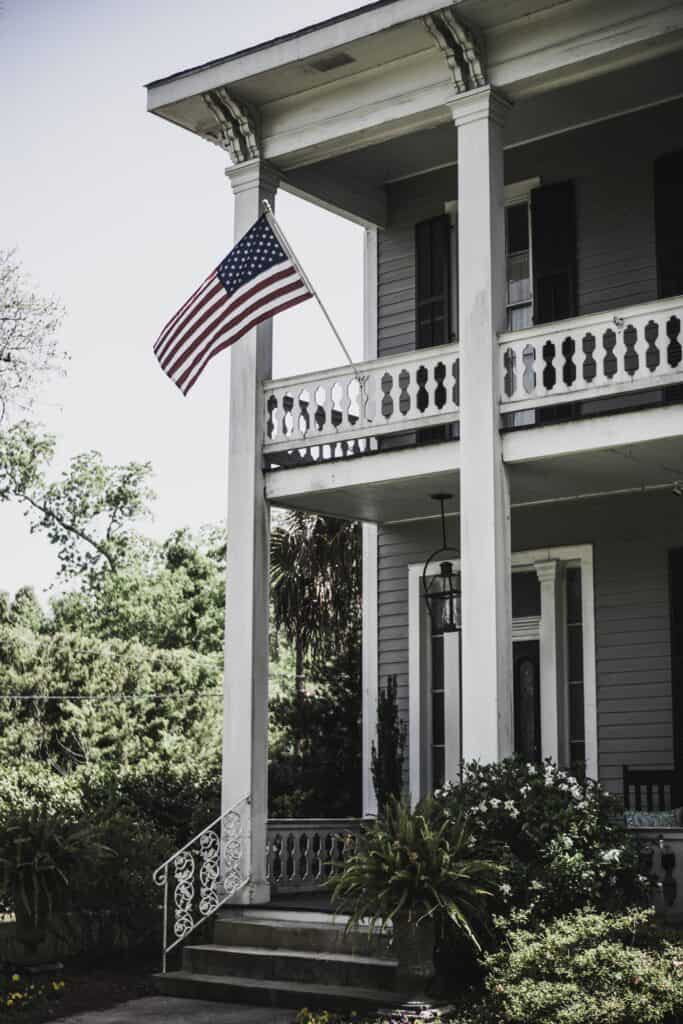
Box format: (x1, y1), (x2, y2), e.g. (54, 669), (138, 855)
(270, 511), (361, 695)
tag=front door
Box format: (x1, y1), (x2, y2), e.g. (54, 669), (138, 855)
(514, 639), (541, 762)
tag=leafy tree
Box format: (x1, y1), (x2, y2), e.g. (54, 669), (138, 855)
(269, 635), (362, 817)
(0, 250), (66, 422)
(0, 421), (154, 584)
(50, 527), (225, 654)
(269, 510), (363, 817)
(0, 625), (221, 769)
(270, 510), (361, 686)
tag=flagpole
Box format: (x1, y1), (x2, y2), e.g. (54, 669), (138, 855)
(262, 201), (364, 382)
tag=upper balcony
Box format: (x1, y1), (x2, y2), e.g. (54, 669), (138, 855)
(264, 341), (460, 468)
(262, 291), (683, 521)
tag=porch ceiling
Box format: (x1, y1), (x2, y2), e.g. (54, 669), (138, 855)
(265, 440), (460, 523)
(283, 49), (683, 203)
(508, 435), (683, 508)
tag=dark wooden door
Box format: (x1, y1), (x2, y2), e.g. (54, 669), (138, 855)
(514, 640), (541, 762)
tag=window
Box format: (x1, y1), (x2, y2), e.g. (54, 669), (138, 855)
(566, 566), (586, 778)
(655, 151), (683, 299)
(506, 203), (533, 331)
(530, 181), (577, 325)
(430, 627), (445, 790)
(415, 215), (451, 349)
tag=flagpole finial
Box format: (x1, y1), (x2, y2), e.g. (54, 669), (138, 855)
(262, 199), (274, 216)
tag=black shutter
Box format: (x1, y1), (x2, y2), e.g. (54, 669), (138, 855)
(531, 181), (577, 325)
(670, 549), (683, 793)
(655, 151), (683, 299)
(415, 215), (451, 349)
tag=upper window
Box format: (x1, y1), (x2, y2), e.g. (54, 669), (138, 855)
(506, 202), (533, 331)
(415, 215), (451, 349)
(654, 151), (683, 300)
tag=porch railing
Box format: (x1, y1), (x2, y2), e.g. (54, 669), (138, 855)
(266, 817), (363, 893)
(263, 343), (459, 465)
(499, 296), (683, 413)
(153, 796), (249, 972)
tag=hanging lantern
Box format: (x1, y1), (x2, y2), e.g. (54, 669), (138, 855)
(422, 493), (461, 633)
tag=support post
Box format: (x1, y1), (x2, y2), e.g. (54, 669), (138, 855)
(450, 87), (513, 764)
(362, 523), (379, 817)
(535, 559), (564, 764)
(222, 158), (279, 903)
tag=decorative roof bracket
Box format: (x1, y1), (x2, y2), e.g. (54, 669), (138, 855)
(424, 7), (487, 93)
(202, 88), (260, 162)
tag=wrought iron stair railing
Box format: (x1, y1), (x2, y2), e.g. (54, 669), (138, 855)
(153, 796), (249, 972)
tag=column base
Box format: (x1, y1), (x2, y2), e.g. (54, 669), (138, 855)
(228, 879), (271, 905)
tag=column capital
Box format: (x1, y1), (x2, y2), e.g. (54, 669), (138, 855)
(225, 159), (280, 198)
(448, 86), (512, 129)
(534, 559), (559, 585)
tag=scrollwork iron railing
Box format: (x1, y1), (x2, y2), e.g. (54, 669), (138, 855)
(153, 796), (249, 972)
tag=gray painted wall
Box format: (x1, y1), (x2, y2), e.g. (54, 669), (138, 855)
(376, 98), (683, 357)
(378, 491), (681, 795)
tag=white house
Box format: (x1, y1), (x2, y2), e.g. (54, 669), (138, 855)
(147, 0), (683, 1000)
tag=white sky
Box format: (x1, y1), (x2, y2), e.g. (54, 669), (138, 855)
(1, 0), (365, 600)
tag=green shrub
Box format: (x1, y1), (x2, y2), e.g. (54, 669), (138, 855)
(371, 675), (406, 814)
(483, 905), (683, 1024)
(0, 767), (112, 957)
(435, 759), (645, 925)
(330, 797), (501, 950)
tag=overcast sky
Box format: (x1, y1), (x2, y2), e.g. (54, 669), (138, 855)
(2, 0), (365, 599)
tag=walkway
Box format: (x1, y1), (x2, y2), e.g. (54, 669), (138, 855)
(56, 996), (296, 1023)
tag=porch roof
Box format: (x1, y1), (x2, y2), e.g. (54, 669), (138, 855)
(146, 0), (683, 189)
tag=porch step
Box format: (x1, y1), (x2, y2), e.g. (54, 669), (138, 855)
(155, 970), (406, 1010)
(182, 943), (398, 989)
(213, 907), (390, 957)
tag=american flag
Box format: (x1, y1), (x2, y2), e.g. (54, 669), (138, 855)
(154, 213), (312, 395)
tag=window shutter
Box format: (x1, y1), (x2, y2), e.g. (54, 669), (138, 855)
(531, 181), (577, 325)
(415, 215), (451, 349)
(655, 151), (683, 300)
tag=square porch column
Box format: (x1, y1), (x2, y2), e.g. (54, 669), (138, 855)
(223, 158), (279, 903)
(450, 88), (514, 764)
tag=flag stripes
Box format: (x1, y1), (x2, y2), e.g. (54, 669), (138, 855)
(153, 213), (312, 395)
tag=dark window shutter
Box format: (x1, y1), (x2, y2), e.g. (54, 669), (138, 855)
(415, 215), (451, 349)
(655, 151), (683, 299)
(670, 549), (683, 784)
(531, 181), (577, 325)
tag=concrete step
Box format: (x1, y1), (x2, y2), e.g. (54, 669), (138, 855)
(156, 970), (407, 1011)
(213, 908), (390, 957)
(182, 943), (398, 989)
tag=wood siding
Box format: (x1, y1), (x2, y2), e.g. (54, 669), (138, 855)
(377, 491), (681, 795)
(376, 99), (683, 358)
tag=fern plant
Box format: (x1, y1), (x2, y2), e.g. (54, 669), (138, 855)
(329, 796), (501, 951)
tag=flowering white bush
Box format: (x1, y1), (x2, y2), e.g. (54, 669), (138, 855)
(434, 758), (645, 923)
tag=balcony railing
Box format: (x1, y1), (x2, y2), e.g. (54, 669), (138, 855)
(499, 296), (683, 414)
(263, 343), (459, 467)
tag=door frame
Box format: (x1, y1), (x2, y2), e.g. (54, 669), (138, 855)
(408, 543), (597, 803)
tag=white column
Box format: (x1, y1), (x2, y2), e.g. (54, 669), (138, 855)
(222, 159), (279, 903)
(361, 522), (379, 817)
(450, 87), (513, 764)
(535, 559), (564, 765)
